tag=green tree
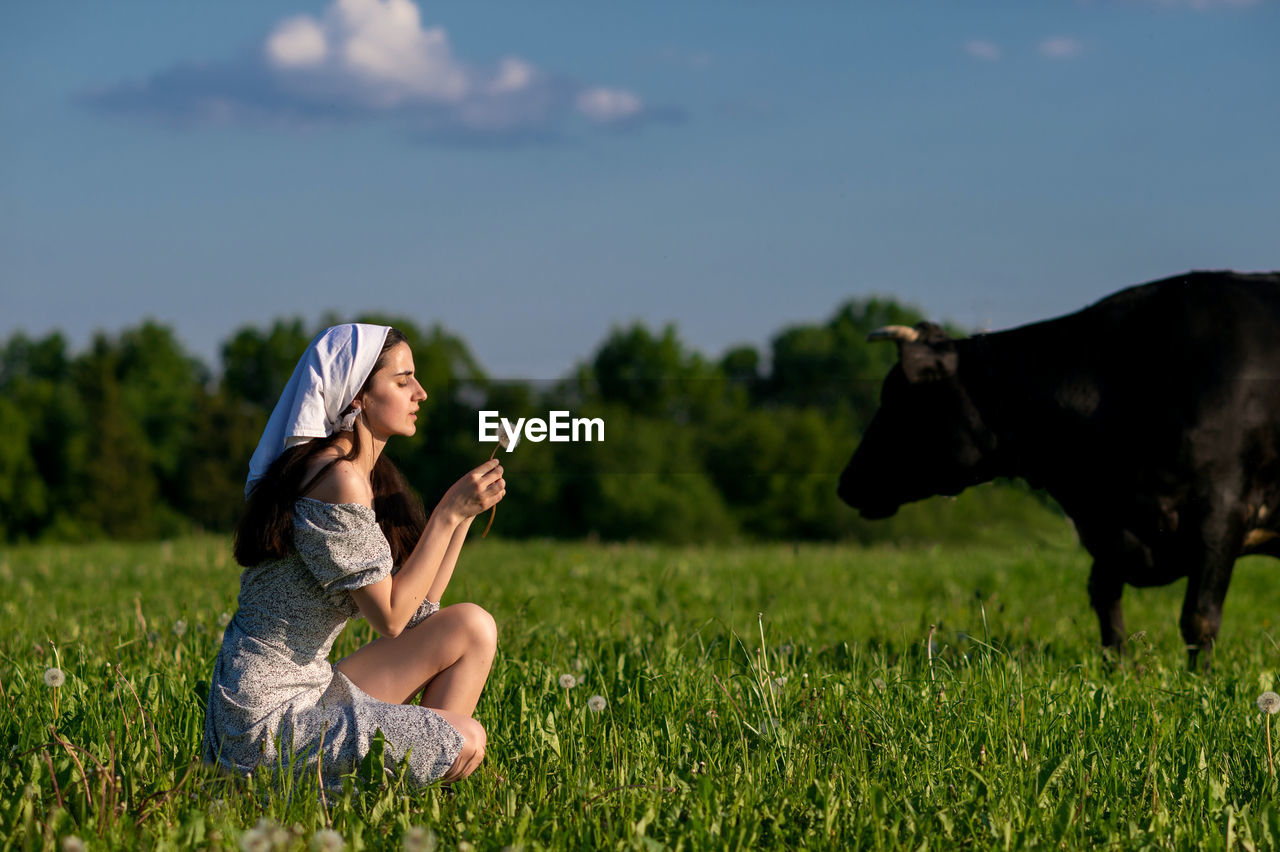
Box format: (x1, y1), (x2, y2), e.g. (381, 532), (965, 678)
(765, 297), (927, 423)
(220, 319), (312, 411)
(585, 323), (725, 422)
(0, 396), (47, 539)
(0, 332), (83, 539)
(115, 321), (208, 507)
(180, 388), (267, 530)
(72, 336), (162, 539)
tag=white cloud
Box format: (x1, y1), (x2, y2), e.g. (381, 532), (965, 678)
(576, 87), (643, 123)
(266, 16), (328, 68)
(488, 57), (535, 95)
(264, 0), (645, 121)
(267, 0), (469, 104)
(1038, 36), (1084, 59)
(86, 0), (667, 142)
(964, 40), (1001, 61)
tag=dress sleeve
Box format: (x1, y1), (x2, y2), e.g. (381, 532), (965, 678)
(293, 499), (393, 593)
(403, 597), (440, 630)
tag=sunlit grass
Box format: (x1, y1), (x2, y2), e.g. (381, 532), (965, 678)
(4, 529), (1280, 849)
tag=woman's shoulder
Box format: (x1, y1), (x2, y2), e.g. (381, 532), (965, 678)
(302, 454), (374, 508)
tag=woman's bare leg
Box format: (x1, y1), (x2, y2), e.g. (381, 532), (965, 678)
(336, 602), (497, 715)
(337, 603), (496, 781)
(433, 710), (487, 781)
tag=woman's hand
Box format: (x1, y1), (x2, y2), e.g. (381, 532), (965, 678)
(438, 459), (506, 525)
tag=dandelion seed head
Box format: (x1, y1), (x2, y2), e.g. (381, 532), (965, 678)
(587, 694), (607, 712)
(310, 828), (346, 852)
(240, 827), (271, 852)
(218, 612), (232, 627)
(172, 619), (187, 637)
(60, 837), (86, 852)
(559, 673), (577, 689)
(403, 826), (439, 852)
(43, 667), (66, 688)
(497, 420), (520, 453)
(246, 818), (289, 850)
(1258, 691), (1280, 714)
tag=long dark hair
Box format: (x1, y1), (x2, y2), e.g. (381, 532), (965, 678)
(233, 329), (427, 567)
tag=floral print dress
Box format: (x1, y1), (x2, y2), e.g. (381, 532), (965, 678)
(202, 498), (463, 785)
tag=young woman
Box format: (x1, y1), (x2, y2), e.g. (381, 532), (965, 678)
(203, 323), (505, 786)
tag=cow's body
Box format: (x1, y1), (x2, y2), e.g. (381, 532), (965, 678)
(837, 271), (1280, 664)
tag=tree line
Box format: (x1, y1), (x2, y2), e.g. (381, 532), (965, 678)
(0, 300), (1056, 544)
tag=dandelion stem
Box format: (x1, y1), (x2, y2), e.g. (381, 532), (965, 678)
(926, 624), (937, 684)
(482, 443), (499, 538)
(42, 750), (64, 812)
(1268, 716), (1275, 777)
(114, 664), (162, 769)
(317, 717), (330, 826)
(50, 642), (62, 722)
(711, 674), (747, 722)
(132, 759), (199, 825)
(49, 727), (96, 819)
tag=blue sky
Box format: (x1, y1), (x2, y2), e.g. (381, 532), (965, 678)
(2, 0), (1277, 379)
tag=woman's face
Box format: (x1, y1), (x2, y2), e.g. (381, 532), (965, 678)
(356, 342), (427, 439)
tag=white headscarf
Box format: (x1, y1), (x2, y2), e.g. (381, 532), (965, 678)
(245, 323), (392, 496)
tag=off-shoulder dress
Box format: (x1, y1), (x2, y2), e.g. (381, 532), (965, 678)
(202, 498), (463, 785)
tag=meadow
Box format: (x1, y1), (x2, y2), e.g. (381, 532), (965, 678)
(5, 506), (1280, 850)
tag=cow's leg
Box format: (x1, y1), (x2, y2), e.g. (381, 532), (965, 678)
(1087, 564), (1126, 654)
(1179, 560), (1235, 670)
(1177, 506), (1245, 670)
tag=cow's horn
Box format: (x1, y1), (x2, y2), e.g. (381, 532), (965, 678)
(866, 325), (920, 344)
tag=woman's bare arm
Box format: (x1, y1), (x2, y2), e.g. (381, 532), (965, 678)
(336, 459), (503, 637)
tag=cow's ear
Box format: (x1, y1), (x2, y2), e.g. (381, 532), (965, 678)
(901, 323), (958, 384)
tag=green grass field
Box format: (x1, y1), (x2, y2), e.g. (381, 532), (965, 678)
(5, 515), (1280, 850)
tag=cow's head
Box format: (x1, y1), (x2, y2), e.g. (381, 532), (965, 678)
(837, 322), (997, 519)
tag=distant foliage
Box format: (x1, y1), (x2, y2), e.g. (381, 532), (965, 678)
(0, 299), (1057, 543)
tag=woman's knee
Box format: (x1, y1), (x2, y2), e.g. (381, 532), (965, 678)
(450, 717), (486, 779)
(446, 602), (497, 653)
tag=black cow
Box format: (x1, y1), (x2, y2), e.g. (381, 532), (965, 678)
(837, 271), (1280, 666)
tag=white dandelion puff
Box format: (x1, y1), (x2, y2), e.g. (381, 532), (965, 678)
(559, 673), (577, 690)
(1261, 692), (1280, 776)
(310, 828), (346, 852)
(496, 419), (521, 453)
(218, 612), (232, 627)
(587, 694), (607, 712)
(60, 837), (86, 852)
(240, 827), (271, 852)
(172, 619), (188, 637)
(403, 826), (439, 852)
(770, 675), (788, 696)
(43, 667), (66, 688)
